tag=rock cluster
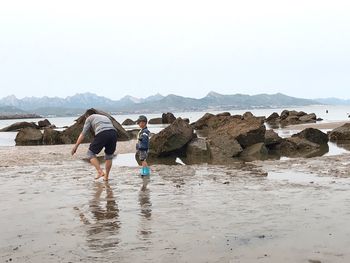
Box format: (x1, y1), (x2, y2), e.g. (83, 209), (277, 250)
(266, 110), (319, 127)
(6, 109), (130, 146)
(147, 112), (331, 164)
(3, 108), (349, 164)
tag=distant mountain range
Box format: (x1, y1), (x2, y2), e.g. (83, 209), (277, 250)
(0, 91), (339, 117)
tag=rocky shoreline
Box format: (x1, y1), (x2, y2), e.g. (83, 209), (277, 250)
(1, 109), (350, 165)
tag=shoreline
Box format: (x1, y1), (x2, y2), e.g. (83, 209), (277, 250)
(282, 120), (349, 130)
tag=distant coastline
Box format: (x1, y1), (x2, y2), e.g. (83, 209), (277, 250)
(0, 114), (42, 120)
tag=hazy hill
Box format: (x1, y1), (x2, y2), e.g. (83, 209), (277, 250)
(315, 98), (350, 105)
(0, 92), (321, 116)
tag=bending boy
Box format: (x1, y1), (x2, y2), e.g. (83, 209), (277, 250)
(71, 109), (117, 181)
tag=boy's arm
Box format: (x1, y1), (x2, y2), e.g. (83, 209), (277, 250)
(71, 133), (85, 155)
(71, 117), (91, 155)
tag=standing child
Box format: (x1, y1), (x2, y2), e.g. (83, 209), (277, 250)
(136, 115), (150, 176)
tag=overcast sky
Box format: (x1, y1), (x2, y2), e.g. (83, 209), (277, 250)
(0, 0), (349, 100)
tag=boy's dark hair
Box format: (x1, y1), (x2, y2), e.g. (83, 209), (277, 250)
(85, 108), (97, 117)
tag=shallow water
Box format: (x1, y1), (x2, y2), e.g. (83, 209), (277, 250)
(1, 150), (350, 262)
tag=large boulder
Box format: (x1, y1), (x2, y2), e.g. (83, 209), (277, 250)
(198, 114), (266, 163)
(162, 112), (176, 124)
(264, 129), (283, 147)
(148, 118), (163, 124)
(0, 122), (39, 132)
(266, 112), (280, 123)
(191, 113), (240, 133)
(184, 138), (210, 164)
(292, 128), (328, 145)
(239, 142), (268, 161)
(208, 134), (243, 160)
(60, 108), (129, 144)
(191, 113), (215, 130)
(210, 116), (266, 148)
(299, 113), (316, 123)
(122, 118), (136, 126)
(279, 137), (328, 158)
(38, 119), (51, 128)
(15, 127), (43, 146)
(43, 128), (63, 145)
(216, 112), (231, 117)
(329, 123), (350, 141)
(149, 118), (194, 157)
(280, 115), (300, 126)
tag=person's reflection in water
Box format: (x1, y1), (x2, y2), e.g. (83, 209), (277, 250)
(87, 181), (120, 251)
(138, 176), (152, 240)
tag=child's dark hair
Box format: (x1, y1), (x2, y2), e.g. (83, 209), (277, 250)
(85, 108), (97, 117)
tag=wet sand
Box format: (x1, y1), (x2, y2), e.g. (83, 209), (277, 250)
(1, 143), (350, 262)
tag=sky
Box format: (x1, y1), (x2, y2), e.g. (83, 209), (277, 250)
(0, 0), (350, 100)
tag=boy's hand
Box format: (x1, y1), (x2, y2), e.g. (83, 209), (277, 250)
(71, 145), (78, 156)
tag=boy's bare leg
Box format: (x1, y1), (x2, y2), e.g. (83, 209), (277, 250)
(104, 159), (112, 181)
(142, 160), (148, 167)
(90, 157), (105, 179)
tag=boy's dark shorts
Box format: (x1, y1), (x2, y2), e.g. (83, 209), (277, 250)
(88, 129), (117, 160)
(137, 150), (148, 161)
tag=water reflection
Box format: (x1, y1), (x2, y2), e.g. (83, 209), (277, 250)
(86, 182), (120, 250)
(138, 177), (152, 239)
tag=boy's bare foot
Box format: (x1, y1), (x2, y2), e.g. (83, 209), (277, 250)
(103, 174), (109, 181)
(95, 170), (105, 180)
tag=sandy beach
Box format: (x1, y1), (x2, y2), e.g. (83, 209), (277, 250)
(1, 140), (350, 263)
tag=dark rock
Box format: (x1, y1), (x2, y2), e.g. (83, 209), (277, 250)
(214, 117), (266, 148)
(38, 119), (51, 128)
(279, 110), (317, 126)
(192, 113), (240, 133)
(183, 118), (190, 124)
(242, 111), (254, 119)
(202, 115), (266, 162)
(266, 112), (279, 123)
(280, 110), (290, 120)
(0, 122), (39, 132)
(191, 113), (215, 130)
(316, 118), (323, 121)
(184, 138), (210, 164)
(216, 112), (231, 117)
(208, 135), (243, 160)
(122, 118), (136, 126)
(280, 137), (329, 158)
(329, 123), (350, 141)
(162, 112), (176, 124)
(292, 128), (328, 145)
(299, 113), (317, 123)
(280, 115), (300, 126)
(149, 118), (194, 157)
(60, 108), (129, 144)
(239, 142), (268, 161)
(15, 127), (43, 146)
(43, 128), (63, 145)
(148, 118), (163, 124)
(264, 129), (283, 146)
